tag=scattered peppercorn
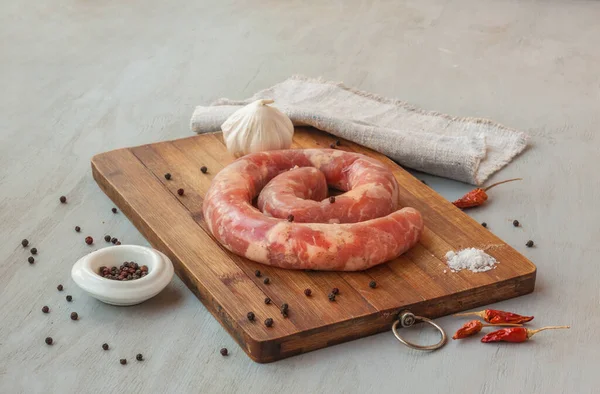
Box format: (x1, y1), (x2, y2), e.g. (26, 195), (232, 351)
(70, 312), (78, 320)
(287, 214), (294, 222)
(220, 348), (228, 356)
(116, 241), (121, 245)
(304, 288), (312, 296)
(513, 220), (519, 227)
(31, 248), (37, 255)
(28, 257), (35, 264)
(526, 240), (534, 247)
(264, 297), (271, 304)
(57, 284), (63, 291)
(330, 143), (335, 149)
(254, 270), (261, 277)
(264, 318), (273, 327)
(281, 303), (288, 312)
(120, 359), (127, 365)
(59, 196), (67, 203)
(328, 293), (336, 301)
(263, 278), (270, 284)
(177, 188), (184, 196)
(66, 295), (72, 302)
(331, 288), (339, 295)
(42, 306), (49, 313)
(201, 166), (208, 174)
(247, 312), (255, 321)
(111, 237), (118, 244)
(482, 222), (487, 228)
(335, 140), (341, 146)
(85, 236), (93, 245)
(75, 226), (81, 232)
(164, 173), (171, 180)
(45, 337), (53, 345)
(329, 196), (335, 203)
(21, 239), (29, 247)
(136, 353), (143, 361)
(102, 343), (109, 350)
(104, 235), (111, 242)
(112, 208), (118, 214)
(369, 281), (377, 288)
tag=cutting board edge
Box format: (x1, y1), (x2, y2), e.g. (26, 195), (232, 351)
(238, 270), (536, 363)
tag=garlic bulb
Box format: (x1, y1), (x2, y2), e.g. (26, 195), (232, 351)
(221, 99), (294, 158)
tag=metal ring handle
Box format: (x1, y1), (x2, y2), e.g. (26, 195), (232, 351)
(392, 311), (447, 351)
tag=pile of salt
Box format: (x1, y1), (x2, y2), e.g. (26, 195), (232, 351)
(445, 248), (498, 273)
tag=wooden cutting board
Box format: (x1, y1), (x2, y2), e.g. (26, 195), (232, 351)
(91, 127), (536, 363)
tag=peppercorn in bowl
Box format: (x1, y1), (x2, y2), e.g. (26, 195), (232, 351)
(71, 245), (174, 306)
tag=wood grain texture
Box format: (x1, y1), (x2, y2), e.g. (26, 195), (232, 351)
(91, 128), (536, 362)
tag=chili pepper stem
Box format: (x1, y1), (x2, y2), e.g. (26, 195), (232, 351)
(453, 311), (486, 319)
(482, 178), (522, 192)
(527, 325), (570, 339)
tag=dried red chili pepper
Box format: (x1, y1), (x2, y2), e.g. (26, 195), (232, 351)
(454, 309), (534, 324)
(452, 320), (522, 340)
(452, 178), (522, 209)
(481, 326), (569, 343)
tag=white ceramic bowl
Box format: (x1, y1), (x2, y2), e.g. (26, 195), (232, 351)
(71, 245), (174, 306)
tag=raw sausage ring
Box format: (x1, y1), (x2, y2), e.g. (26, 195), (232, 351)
(203, 149), (423, 271)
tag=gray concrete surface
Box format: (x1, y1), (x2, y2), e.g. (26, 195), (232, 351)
(1, 0), (599, 393)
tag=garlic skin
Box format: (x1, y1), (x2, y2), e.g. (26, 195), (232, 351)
(221, 99), (294, 158)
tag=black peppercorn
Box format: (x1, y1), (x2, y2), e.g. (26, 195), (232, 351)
(331, 288), (339, 295)
(21, 239), (29, 247)
(264, 297), (271, 304)
(263, 277), (270, 284)
(31, 248), (37, 255)
(287, 214), (294, 222)
(247, 312), (255, 321)
(328, 293), (336, 301)
(304, 288), (312, 296)
(280, 303), (288, 312)
(254, 270), (261, 277)
(75, 226), (81, 232)
(70, 312), (78, 320)
(57, 284), (63, 291)
(136, 353), (143, 361)
(526, 240), (534, 247)
(369, 280), (377, 288)
(111, 237), (118, 244)
(116, 241), (121, 245)
(59, 196), (67, 203)
(264, 318), (273, 327)
(112, 208), (118, 214)
(513, 220), (519, 227)
(220, 348), (228, 356)
(104, 235), (111, 242)
(177, 188), (184, 196)
(164, 173), (171, 180)
(66, 295), (72, 302)
(102, 343), (109, 350)
(335, 140), (341, 146)
(42, 306), (49, 313)
(329, 196), (335, 203)
(329, 143), (335, 149)
(28, 256), (35, 264)
(120, 359), (127, 365)
(201, 166), (208, 174)
(45, 337), (53, 345)
(85, 236), (93, 245)
(482, 222), (487, 228)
